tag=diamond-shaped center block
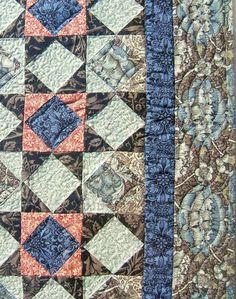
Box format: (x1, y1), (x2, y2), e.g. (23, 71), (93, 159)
(29, 0), (83, 35)
(25, 155), (80, 212)
(86, 95), (145, 149)
(23, 216), (80, 275)
(84, 217), (143, 273)
(86, 162), (125, 204)
(87, 38), (136, 90)
(26, 96), (81, 149)
(90, 0), (143, 34)
(26, 41), (83, 93)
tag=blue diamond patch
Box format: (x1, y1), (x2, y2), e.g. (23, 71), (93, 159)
(26, 96), (81, 149)
(23, 216), (80, 274)
(28, 0), (83, 35)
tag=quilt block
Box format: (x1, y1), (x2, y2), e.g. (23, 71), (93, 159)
(0, 0), (235, 298)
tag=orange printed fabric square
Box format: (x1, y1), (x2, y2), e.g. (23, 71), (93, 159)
(20, 213), (83, 277)
(23, 93), (86, 152)
(24, 0), (86, 36)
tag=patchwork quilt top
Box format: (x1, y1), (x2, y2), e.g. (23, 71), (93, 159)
(0, 0), (235, 298)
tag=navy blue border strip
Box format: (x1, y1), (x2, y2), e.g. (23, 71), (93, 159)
(143, 1), (175, 298)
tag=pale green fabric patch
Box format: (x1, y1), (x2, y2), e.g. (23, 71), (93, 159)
(0, 276), (23, 299)
(0, 225), (18, 266)
(32, 279), (74, 299)
(0, 0), (24, 34)
(0, 152), (22, 179)
(0, 103), (21, 142)
(83, 276), (112, 299)
(89, 0), (143, 34)
(25, 155), (80, 212)
(86, 95), (145, 149)
(0, 188), (21, 212)
(84, 217), (143, 273)
(0, 152), (22, 211)
(82, 152), (114, 213)
(26, 41), (83, 93)
(83, 151), (144, 214)
(87, 36), (115, 61)
(86, 67), (113, 93)
(0, 39), (25, 63)
(82, 152), (114, 182)
(86, 36), (116, 92)
(0, 39), (25, 94)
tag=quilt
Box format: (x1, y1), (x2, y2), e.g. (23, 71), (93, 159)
(0, 0), (235, 298)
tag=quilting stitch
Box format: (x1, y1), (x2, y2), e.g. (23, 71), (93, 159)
(23, 215), (80, 275)
(28, 0), (83, 35)
(0, 0), (234, 298)
(26, 96), (81, 150)
(143, 0), (175, 298)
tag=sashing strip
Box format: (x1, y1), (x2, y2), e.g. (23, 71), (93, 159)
(143, 0), (175, 298)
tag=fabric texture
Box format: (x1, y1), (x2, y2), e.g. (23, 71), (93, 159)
(0, 0), (235, 299)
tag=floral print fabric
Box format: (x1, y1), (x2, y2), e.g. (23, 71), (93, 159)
(173, 0), (235, 298)
(0, 0), (235, 298)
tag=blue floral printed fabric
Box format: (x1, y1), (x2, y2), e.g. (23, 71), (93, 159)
(29, 0), (83, 35)
(143, 0), (175, 298)
(23, 216), (80, 274)
(26, 96), (81, 149)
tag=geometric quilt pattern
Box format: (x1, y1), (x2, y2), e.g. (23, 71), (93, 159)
(0, 0), (147, 297)
(0, 0), (235, 299)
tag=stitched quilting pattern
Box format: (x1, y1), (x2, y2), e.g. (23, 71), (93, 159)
(28, 0), (83, 35)
(0, 0), (234, 298)
(26, 96), (81, 149)
(22, 215), (80, 274)
(0, 0), (147, 298)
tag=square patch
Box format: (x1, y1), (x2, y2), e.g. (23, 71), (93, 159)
(0, 0), (24, 38)
(23, 94), (86, 152)
(83, 216), (143, 274)
(83, 152), (145, 214)
(87, 35), (146, 92)
(25, 0), (86, 36)
(85, 92), (146, 152)
(25, 37), (86, 94)
(87, 0), (144, 35)
(21, 153), (83, 213)
(21, 213), (83, 277)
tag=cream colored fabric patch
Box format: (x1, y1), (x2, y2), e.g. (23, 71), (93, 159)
(25, 155), (80, 212)
(0, 225), (18, 266)
(26, 41), (83, 93)
(84, 217), (143, 273)
(0, 103), (21, 142)
(0, 39), (25, 94)
(90, 0), (143, 34)
(86, 95), (144, 149)
(0, 276), (23, 299)
(33, 279), (74, 299)
(83, 276), (112, 299)
(0, 0), (24, 34)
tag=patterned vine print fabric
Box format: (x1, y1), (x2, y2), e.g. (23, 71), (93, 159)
(0, 0), (235, 299)
(172, 1), (236, 298)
